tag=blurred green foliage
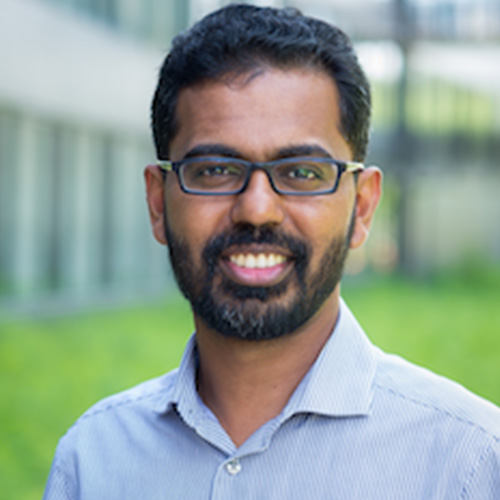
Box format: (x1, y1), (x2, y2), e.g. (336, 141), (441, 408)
(1, 273), (500, 500)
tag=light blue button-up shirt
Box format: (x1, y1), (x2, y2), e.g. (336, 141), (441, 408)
(43, 300), (500, 499)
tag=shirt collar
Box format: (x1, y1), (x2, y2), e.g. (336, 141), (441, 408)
(282, 298), (377, 418)
(151, 334), (199, 419)
(153, 298), (377, 420)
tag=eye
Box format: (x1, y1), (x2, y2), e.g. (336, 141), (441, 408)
(281, 162), (328, 182)
(182, 159), (246, 190)
(202, 165), (230, 176)
(190, 162), (242, 179)
(288, 166), (323, 180)
(274, 160), (335, 192)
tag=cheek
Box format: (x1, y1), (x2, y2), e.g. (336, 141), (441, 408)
(164, 185), (232, 252)
(287, 196), (353, 255)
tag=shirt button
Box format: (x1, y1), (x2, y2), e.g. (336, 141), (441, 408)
(225, 458), (242, 476)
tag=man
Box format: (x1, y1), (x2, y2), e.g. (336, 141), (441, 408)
(44, 4), (500, 499)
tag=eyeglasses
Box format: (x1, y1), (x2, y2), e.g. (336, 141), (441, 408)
(157, 156), (364, 196)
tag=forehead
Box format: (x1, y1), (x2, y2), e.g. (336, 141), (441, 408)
(169, 67), (352, 162)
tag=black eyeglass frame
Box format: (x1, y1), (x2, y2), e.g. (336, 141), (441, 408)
(157, 156), (365, 196)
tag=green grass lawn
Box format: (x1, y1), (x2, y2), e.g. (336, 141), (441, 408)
(1, 275), (499, 500)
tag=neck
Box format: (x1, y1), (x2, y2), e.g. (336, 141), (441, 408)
(194, 292), (340, 447)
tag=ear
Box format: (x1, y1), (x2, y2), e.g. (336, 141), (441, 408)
(349, 166), (383, 249)
(144, 165), (168, 245)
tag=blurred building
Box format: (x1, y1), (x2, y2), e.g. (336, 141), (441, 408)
(0, 0), (189, 312)
(1, 0), (499, 314)
(284, 0), (500, 276)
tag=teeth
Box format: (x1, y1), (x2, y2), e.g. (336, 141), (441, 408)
(229, 253), (286, 269)
(256, 254), (266, 268)
(234, 254), (246, 267)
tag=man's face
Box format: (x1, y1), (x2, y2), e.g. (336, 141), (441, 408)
(154, 68), (369, 340)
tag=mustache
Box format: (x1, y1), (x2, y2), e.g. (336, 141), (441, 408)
(202, 223), (310, 272)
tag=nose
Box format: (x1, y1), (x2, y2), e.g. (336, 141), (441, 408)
(230, 170), (285, 227)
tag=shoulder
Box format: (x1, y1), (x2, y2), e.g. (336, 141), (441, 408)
(43, 369), (182, 498)
(371, 350), (500, 497)
(373, 348), (500, 438)
(64, 368), (179, 439)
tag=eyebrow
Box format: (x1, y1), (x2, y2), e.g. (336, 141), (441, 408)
(274, 144), (332, 159)
(182, 143), (333, 161)
(183, 144), (243, 159)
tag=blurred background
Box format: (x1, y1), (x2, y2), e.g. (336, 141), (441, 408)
(0, 1), (499, 499)
(0, 0), (499, 313)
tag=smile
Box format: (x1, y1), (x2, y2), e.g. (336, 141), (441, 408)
(222, 250), (292, 287)
(229, 253), (287, 269)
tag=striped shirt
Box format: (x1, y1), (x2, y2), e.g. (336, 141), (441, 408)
(43, 300), (500, 499)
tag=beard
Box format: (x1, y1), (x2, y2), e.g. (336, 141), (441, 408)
(165, 216), (354, 341)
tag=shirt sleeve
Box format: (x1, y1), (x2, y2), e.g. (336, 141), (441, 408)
(43, 446), (77, 500)
(463, 437), (500, 499)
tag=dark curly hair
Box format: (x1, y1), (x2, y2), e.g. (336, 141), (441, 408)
(151, 4), (371, 162)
